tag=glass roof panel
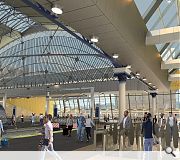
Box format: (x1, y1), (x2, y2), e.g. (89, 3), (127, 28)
(0, 1), (35, 33)
(134, 0), (155, 17)
(134, 0), (179, 62)
(0, 30), (114, 87)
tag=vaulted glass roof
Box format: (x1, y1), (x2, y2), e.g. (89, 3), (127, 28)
(0, 30), (114, 88)
(134, 0), (180, 62)
(0, 1), (35, 33)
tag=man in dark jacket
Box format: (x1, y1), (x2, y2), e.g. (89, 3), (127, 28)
(142, 113), (153, 151)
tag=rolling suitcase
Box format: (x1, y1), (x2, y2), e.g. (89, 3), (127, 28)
(1, 138), (9, 147)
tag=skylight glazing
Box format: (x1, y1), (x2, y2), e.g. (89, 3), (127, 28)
(0, 1), (35, 33)
(0, 30), (114, 87)
(134, 0), (179, 62)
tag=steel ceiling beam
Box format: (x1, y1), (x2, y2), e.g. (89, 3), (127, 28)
(0, 53), (104, 59)
(21, 0), (121, 68)
(160, 43), (170, 55)
(144, 0), (163, 24)
(169, 69), (177, 74)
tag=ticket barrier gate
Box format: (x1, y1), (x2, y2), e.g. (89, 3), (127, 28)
(94, 122), (119, 151)
(94, 121), (179, 151)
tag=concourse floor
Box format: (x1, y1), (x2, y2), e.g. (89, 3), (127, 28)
(0, 130), (93, 151)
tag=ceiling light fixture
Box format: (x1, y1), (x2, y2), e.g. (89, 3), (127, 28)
(153, 85), (156, 88)
(113, 53), (119, 59)
(136, 72), (140, 76)
(51, 4), (63, 15)
(142, 77), (147, 81)
(90, 36), (98, 43)
(54, 84), (60, 88)
(148, 82), (152, 85)
(126, 65), (131, 69)
(166, 0), (172, 3)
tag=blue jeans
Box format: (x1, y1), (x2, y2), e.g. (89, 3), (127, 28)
(144, 138), (153, 151)
(77, 126), (85, 141)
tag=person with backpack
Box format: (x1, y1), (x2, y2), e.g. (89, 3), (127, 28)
(77, 113), (86, 142)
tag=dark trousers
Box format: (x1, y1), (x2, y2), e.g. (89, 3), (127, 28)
(86, 127), (91, 140)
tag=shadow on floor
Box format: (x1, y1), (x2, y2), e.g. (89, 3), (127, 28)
(1, 130), (93, 151)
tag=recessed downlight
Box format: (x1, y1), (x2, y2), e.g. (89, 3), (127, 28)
(90, 36), (98, 43)
(51, 5), (63, 14)
(113, 53), (119, 59)
(136, 72), (140, 76)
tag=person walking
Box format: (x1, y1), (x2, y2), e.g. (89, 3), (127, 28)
(85, 114), (95, 142)
(40, 114), (62, 160)
(31, 113), (35, 126)
(40, 114), (44, 126)
(66, 114), (73, 137)
(0, 119), (4, 141)
(77, 113), (86, 142)
(166, 112), (178, 148)
(142, 113), (154, 151)
(159, 113), (166, 150)
(11, 114), (16, 127)
(21, 114), (24, 123)
(118, 110), (133, 149)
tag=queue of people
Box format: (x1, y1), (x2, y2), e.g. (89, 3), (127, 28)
(119, 110), (179, 151)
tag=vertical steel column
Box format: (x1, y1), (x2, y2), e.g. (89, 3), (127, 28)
(119, 81), (126, 120)
(3, 93), (7, 109)
(77, 98), (80, 114)
(63, 99), (66, 114)
(91, 87), (95, 119)
(109, 94), (114, 120)
(170, 90), (173, 113)
(46, 91), (50, 114)
(127, 93), (131, 118)
(151, 93), (157, 117)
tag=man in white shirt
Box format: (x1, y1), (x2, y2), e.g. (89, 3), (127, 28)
(0, 119), (4, 147)
(31, 113), (35, 126)
(0, 119), (4, 138)
(41, 114), (62, 160)
(123, 116), (128, 129)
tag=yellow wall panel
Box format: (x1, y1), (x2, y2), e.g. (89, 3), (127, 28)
(6, 97), (54, 117)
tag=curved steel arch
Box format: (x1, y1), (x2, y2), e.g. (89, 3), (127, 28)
(0, 61), (77, 81)
(0, 31), (114, 87)
(0, 36), (111, 69)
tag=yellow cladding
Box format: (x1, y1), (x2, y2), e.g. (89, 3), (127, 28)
(170, 70), (180, 91)
(6, 97), (54, 117)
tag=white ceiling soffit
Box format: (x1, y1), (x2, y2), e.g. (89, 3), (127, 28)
(168, 73), (180, 81)
(4, 0), (169, 91)
(161, 59), (180, 70)
(0, 79), (151, 98)
(146, 26), (180, 45)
